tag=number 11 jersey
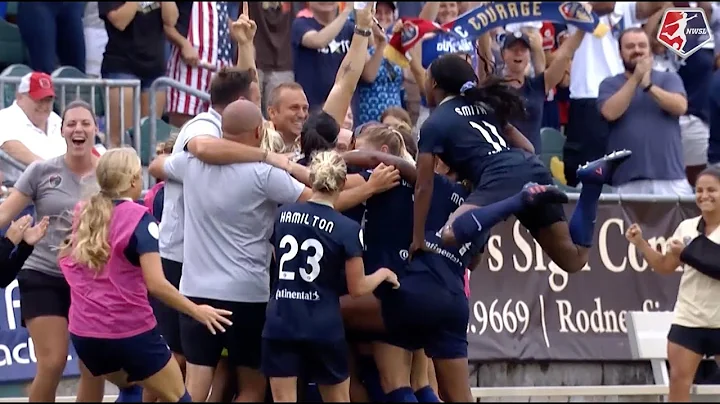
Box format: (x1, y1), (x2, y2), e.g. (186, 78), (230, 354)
(264, 201), (364, 342)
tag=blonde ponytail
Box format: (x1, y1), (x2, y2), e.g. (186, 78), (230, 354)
(69, 193), (114, 272)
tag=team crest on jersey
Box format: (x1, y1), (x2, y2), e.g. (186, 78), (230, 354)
(657, 8), (711, 58)
(48, 174), (62, 188)
(558, 2), (594, 24)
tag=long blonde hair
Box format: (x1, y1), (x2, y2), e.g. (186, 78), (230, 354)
(261, 121), (286, 153)
(60, 148), (142, 272)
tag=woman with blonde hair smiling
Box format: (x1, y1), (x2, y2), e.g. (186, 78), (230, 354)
(626, 166), (720, 402)
(58, 148), (232, 402)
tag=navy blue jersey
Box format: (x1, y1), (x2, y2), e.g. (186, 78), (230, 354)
(360, 170), (414, 275)
(410, 230), (475, 296)
(409, 175), (474, 295)
(152, 186), (165, 222)
(418, 97), (528, 186)
(425, 175), (470, 232)
(113, 201), (159, 266)
(264, 201), (363, 342)
(343, 165), (367, 224)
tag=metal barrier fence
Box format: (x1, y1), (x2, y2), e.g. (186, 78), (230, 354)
(148, 77), (211, 160)
(0, 75), (142, 153)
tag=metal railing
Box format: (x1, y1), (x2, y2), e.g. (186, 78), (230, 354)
(0, 76), (142, 153)
(148, 77), (211, 160)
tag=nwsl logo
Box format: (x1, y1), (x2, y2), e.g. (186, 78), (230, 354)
(657, 8), (712, 58)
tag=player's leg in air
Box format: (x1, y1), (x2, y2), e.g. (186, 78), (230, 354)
(442, 151), (631, 273)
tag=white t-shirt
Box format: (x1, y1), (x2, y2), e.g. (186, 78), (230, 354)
(568, 2), (645, 99)
(0, 102), (66, 182)
(158, 109), (222, 262)
(672, 216), (720, 328)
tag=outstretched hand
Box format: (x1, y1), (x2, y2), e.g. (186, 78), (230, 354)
(228, 2), (257, 45)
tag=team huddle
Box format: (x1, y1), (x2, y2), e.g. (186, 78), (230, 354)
(43, 53), (627, 403)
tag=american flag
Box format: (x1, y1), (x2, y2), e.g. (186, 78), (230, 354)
(166, 2), (235, 116)
(216, 2), (233, 64)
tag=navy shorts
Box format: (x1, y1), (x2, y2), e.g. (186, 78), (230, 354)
(465, 152), (565, 236)
(180, 297), (266, 369)
(668, 324), (720, 357)
(71, 327), (172, 382)
(380, 273), (469, 359)
(261, 338), (349, 385)
(149, 258), (183, 354)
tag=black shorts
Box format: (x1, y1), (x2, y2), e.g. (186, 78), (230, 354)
(180, 297), (266, 369)
(17, 270), (71, 327)
(465, 153), (566, 236)
(71, 327), (172, 382)
(261, 339), (349, 385)
(149, 258), (183, 354)
(380, 273), (469, 360)
(667, 324), (720, 357)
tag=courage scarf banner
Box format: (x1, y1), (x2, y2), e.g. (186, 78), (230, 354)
(384, 1), (609, 68)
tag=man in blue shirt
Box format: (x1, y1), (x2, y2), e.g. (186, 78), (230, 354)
(291, 3), (355, 111)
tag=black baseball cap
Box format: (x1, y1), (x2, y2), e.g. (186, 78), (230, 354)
(503, 31), (531, 50)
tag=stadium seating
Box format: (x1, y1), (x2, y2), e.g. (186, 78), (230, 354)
(51, 65), (106, 116)
(0, 16), (26, 70)
(0, 63), (30, 108)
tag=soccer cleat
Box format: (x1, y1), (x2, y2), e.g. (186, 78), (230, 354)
(521, 182), (569, 205)
(576, 149), (632, 185)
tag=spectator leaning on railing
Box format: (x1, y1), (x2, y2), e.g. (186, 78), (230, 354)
(0, 72), (66, 185)
(598, 28), (691, 196)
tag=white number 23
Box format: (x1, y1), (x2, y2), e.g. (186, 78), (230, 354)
(278, 235), (324, 283)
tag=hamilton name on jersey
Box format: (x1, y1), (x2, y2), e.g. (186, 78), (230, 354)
(279, 211), (336, 234)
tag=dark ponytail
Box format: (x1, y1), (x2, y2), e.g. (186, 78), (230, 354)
(300, 111), (339, 162)
(462, 75), (527, 125)
(429, 53), (526, 126)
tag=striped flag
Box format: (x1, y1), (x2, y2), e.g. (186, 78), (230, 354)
(92, 144), (107, 158)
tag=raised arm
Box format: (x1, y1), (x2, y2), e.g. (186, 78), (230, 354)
(625, 223), (681, 275)
(230, 3), (258, 88)
(323, 3), (376, 126)
(300, 7), (353, 50)
(543, 28), (585, 94)
(342, 150), (417, 184)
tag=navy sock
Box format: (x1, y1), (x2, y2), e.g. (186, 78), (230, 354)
(177, 390), (192, 402)
(116, 385), (143, 403)
(414, 385), (440, 402)
(357, 355), (385, 402)
(568, 183), (602, 247)
(452, 193), (525, 245)
(386, 386), (418, 402)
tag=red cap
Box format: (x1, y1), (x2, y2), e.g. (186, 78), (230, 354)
(18, 72), (55, 101)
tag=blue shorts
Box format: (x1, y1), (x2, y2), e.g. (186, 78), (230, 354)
(380, 273), (469, 359)
(103, 72), (161, 90)
(71, 327), (172, 382)
(261, 339), (349, 385)
(465, 152), (565, 236)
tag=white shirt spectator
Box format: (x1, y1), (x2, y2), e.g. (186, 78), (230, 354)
(0, 101), (65, 183)
(568, 2), (644, 99)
